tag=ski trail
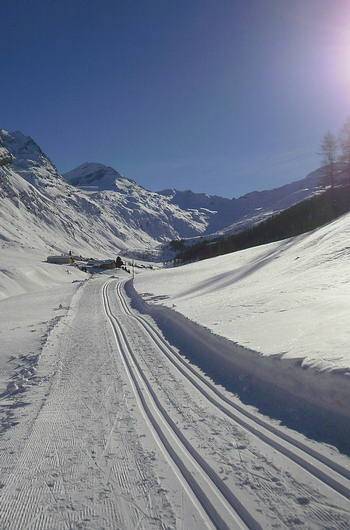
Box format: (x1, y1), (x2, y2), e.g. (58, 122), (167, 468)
(103, 280), (252, 530)
(0, 279), (182, 530)
(118, 280), (350, 498)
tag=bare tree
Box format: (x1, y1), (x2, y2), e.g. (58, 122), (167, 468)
(339, 117), (350, 177)
(320, 131), (337, 188)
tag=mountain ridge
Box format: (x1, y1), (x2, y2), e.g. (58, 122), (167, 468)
(64, 162), (126, 191)
(66, 160), (328, 237)
(0, 128), (337, 259)
(0, 130), (210, 258)
(157, 166), (327, 235)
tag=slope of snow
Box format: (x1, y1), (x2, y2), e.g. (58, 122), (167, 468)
(0, 131), (210, 257)
(134, 212), (350, 418)
(64, 162), (211, 241)
(0, 129), (60, 187)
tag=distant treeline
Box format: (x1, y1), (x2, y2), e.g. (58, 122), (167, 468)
(174, 185), (350, 265)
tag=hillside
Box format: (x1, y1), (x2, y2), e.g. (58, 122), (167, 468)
(134, 209), (350, 427)
(175, 184), (350, 264)
(0, 130), (210, 257)
(159, 166), (328, 235)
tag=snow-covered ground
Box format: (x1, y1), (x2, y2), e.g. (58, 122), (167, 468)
(0, 247), (87, 397)
(134, 212), (350, 420)
(1, 271), (350, 529)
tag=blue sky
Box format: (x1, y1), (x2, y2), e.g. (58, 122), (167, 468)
(1, 0), (350, 197)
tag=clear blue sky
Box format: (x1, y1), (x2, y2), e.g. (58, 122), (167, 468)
(1, 0), (350, 197)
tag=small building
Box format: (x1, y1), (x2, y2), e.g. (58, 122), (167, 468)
(47, 255), (73, 265)
(85, 259), (116, 270)
(98, 259), (116, 270)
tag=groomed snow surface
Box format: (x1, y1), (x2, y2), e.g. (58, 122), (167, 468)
(1, 237), (350, 528)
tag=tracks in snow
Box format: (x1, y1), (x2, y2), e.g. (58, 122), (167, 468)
(114, 279), (350, 504)
(102, 280), (256, 530)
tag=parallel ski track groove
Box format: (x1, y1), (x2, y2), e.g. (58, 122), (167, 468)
(117, 280), (350, 502)
(102, 280), (257, 530)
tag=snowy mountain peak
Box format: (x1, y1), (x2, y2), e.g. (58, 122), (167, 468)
(0, 129), (60, 187)
(1, 130), (47, 163)
(64, 162), (128, 191)
(0, 131), (211, 255)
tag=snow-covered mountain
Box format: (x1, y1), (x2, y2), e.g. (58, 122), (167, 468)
(65, 159), (330, 243)
(64, 162), (124, 191)
(159, 166), (329, 236)
(0, 130), (210, 257)
(2, 133), (350, 530)
(64, 162), (210, 242)
(0, 127), (342, 259)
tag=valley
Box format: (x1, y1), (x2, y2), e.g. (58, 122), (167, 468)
(1, 129), (350, 529)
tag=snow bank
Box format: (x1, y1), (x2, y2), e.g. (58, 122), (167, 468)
(133, 213), (350, 420)
(127, 281), (350, 422)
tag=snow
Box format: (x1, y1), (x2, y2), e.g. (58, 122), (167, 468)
(1, 273), (350, 528)
(0, 146), (12, 167)
(0, 247), (87, 398)
(64, 162), (124, 190)
(134, 212), (350, 418)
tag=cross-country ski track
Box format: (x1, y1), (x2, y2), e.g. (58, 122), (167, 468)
(0, 275), (350, 529)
